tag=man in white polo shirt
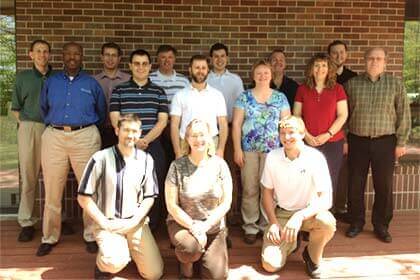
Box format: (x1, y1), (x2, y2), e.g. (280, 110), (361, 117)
(261, 116), (336, 279)
(77, 114), (163, 279)
(170, 54), (228, 159)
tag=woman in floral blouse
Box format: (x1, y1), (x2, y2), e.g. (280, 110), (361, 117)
(232, 60), (290, 244)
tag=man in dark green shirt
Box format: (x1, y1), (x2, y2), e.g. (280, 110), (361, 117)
(11, 40), (55, 242)
(344, 47), (411, 243)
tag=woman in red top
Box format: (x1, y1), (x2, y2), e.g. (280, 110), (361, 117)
(293, 53), (348, 212)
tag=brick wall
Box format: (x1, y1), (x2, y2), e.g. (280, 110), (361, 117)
(16, 0), (406, 84)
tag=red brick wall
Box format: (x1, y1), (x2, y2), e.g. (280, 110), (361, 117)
(16, 0), (406, 84)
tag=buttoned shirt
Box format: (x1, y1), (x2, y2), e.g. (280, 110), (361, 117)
(207, 70), (244, 122)
(170, 83), (227, 139)
(345, 72), (411, 146)
(40, 70), (106, 126)
(12, 65), (55, 123)
(109, 78), (169, 135)
(270, 75), (299, 109)
(78, 146), (158, 219)
(149, 70), (190, 106)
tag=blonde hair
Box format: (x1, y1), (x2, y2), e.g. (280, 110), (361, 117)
(182, 119), (215, 156)
(279, 115), (306, 135)
(250, 59), (273, 85)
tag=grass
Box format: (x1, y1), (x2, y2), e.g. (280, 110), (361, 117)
(0, 112), (18, 171)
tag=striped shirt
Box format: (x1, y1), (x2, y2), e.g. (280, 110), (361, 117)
(149, 70), (190, 105)
(78, 146), (158, 219)
(109, 78), (169, 135)
(345, 72), (411, 146)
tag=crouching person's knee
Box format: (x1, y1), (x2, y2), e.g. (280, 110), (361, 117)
(140, 265), (163, 280)
(96, 253), (130, 274)
(261, 246), (286, 273)
(315, 210), (336, 234)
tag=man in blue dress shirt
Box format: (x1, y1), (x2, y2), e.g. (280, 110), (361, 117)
(37, 42), (106, 256)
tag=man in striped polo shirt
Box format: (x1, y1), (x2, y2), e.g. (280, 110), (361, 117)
(78, 114), (163, 279)
(150, 45), (190, 165)
(109, 49), (169, 230)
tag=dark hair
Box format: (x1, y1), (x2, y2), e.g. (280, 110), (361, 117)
(189, 54), (209, 67)
(63, 41), (83, 53)
(209, 43), (228, 57)
(268, 48), (285, 60)
(156, 44), (177, 56)
(304, 53), (336, 89)
(327, 40), (348, 54)
(30, 39), (51, 52)
(101, 42), (122, 56)
(117, 113), (142, 128)
(129, 49), (151, 63)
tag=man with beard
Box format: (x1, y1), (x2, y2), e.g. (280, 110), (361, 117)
(37, 42), (106, 256)
(78, 114), (163, 280)
(261, 116), (336, 279)
(94, 42), (130, 148)
(170, 54), (228, 159)
(327, 40), (357, 85)
(109, 49), (168, 230)
(269, 48), (299, 109)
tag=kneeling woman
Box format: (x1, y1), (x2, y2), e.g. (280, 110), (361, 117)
(165, 119), (233, 279)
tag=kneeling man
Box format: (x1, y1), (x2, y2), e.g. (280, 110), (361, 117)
(261, 116), (336, 278)
(78, 114), (163, 279)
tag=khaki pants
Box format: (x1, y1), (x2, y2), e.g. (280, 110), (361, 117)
(261, 208), (336, 272)
(96, 219), (163, 279)
(167, 221), (228, 279)
(17, 121), (45, 227)
(241, 151), (267, 234)
(41, 125), (100, 244)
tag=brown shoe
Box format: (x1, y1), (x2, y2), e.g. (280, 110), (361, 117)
(243, 233), (257, 244)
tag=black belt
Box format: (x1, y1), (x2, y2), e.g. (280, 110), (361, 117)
(349, 133), (394, 140)
(51, 124), (92, 132)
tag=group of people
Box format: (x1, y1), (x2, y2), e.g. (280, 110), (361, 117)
(12, 38), (411, 279)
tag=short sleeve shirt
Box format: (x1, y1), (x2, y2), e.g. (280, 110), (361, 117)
(261, 145), (332, 211)
(165, 155), (232, 234)
(78, 146), (158, 219)
(234, 89), (290, 153)
(170, 84), (227, 138)
(295, 83), (347, 142)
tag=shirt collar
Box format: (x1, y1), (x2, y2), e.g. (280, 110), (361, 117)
(363, 71), (385, 82)
(189, 82), (210, 93)
(129, 77), (152, 89)
(32, 64), (52, 78)
(113, 145), (140, 172)
(98, 69), (127, 80)
(156, 69), (177, 80)
(209, 69), (230, 77)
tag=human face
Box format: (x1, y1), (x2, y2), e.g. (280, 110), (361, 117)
(129, 55), (151, 83)
(253, 64), (272, 87)
(186, 121), (210, 153)
(116, 121), (142, 148)
(270, 52), (286, 75)
(29, 42), (50, 69)
(101, 47), (121, 71)
(189, 59), (209, 84)
(312, 59), (329, 83)
(157, 51), (175, 75)
(63, 44), (82, 75)
(211, 49), (228, 74)
(365, 48), (386, 79)
(329, 44), (347, 67)
(279, 127), (304, 150)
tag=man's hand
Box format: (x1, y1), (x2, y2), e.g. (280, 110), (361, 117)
(101, 218), (137, 234)
(395, 146), (406, 159)
(136, 138), (149, 150)
(282, 213), (304, 243)
(266, 223), (282, 245)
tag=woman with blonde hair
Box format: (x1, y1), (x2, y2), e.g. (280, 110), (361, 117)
(293, 53), (348, 212)
(165, 119), (232, 279)
(232, 60), (290, 244)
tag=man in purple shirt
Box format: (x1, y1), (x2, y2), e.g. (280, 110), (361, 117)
(94, 42), (131, 148)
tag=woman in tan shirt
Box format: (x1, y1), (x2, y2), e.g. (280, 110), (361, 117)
(165, 119), (232, 279)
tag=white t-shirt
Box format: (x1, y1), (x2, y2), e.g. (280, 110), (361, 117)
(207, 70), (244, 122)
(260, 145), (332, 211)
(170, 83), (227, 139)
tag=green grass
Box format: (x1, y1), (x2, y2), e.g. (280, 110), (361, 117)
(0, 112), (18, 171)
